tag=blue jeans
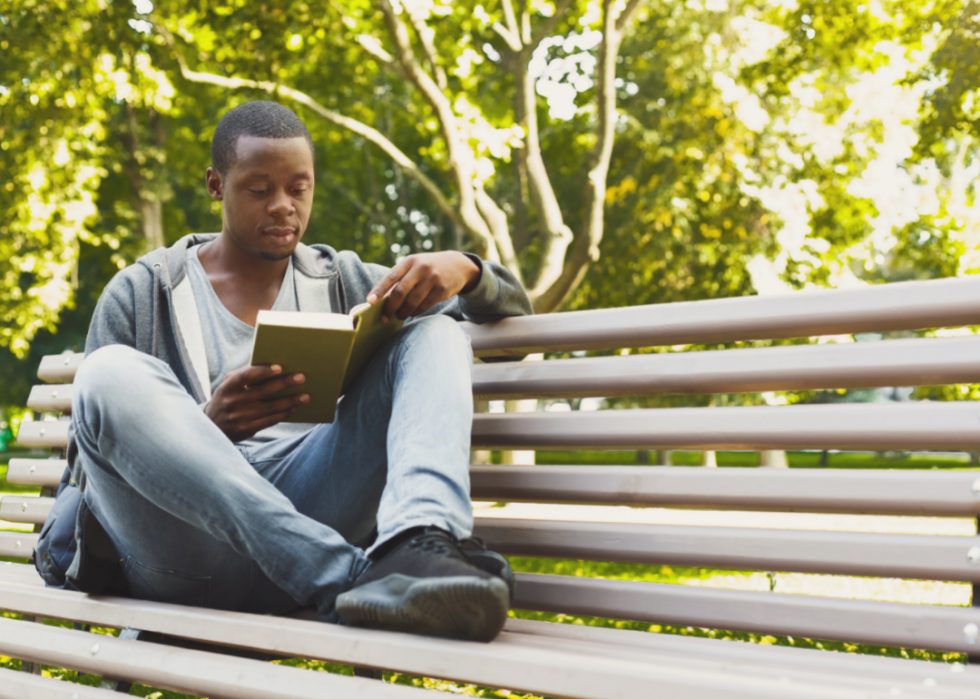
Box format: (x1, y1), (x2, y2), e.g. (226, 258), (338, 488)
(70, 315), (475, 621)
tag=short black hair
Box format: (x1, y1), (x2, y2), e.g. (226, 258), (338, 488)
(211, 101), (314, 175)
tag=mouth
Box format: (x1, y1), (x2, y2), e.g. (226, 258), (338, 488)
(262, 227), (298, 245)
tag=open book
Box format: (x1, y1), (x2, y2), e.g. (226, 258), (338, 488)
(249, 301), (404, 423)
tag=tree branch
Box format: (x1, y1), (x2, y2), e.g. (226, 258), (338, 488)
(492, 22), (523, 52)
(500, 0), (521, 40)
(404, 9), (448, 91)
(615, 0), (644, 33)
(378, 0), (501, 263)
(357, 34), (395, 65)
(530, 0), (576, 50)
(154, 22), (471, 250)
(475, 185), (524, 286)
(530, 0), (637, 312)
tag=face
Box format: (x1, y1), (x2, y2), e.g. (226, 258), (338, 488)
(206, 135), (314, 261)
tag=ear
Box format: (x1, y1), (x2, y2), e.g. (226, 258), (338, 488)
(206, 167), (223, 201)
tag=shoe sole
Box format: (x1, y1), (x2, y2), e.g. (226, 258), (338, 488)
(335, 573), (510, 643)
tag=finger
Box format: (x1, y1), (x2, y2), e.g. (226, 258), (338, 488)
(382, 275), (413, 323)
(396, 275), (434, 320)
(256, 393), (310, 416)
(235, 363), (284, 389)
(242, 409), (299, 435)
(368, 258), (411, 306)
(411, 288), (445, 318)
(246, 372), (306, 400)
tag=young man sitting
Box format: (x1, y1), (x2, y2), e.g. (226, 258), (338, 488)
(56, 100), (532, 642)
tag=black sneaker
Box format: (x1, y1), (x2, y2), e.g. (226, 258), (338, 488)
(335, 527), (510, 642)
(460, 536), (516, 603)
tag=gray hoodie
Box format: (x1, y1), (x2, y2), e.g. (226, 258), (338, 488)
(59, 233), (532, 593)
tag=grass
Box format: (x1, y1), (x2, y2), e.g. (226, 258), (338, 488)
(1, 449), (973, 696)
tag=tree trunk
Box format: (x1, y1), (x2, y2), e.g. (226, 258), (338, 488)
(138, 199), (165, 253)
(759, 450), (788, 468)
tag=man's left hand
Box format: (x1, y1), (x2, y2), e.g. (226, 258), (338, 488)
(366, 252), (481, 323)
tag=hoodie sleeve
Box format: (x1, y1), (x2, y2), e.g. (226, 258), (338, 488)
(83, 266), (144, 355)
(336, 250), (534, 324)
(449, 254), (533, 324)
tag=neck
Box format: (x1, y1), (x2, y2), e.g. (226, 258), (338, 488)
(200, 232), (290, 285)
(196, 232), (291, 326)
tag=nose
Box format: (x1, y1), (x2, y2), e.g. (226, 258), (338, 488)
(266, 188), (294, 218)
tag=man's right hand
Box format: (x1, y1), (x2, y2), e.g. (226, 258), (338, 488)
(205, 364), (309, 442)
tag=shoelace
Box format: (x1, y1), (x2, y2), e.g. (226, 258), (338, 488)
(459, 535), (487, 552)
(407, 529), (471, 562)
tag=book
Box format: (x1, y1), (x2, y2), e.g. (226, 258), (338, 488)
(248, 301), (404, 423)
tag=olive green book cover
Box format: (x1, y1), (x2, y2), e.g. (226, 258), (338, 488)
(249, 302), (403, 423)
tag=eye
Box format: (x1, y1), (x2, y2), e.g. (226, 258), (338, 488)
(250, 188), (269, 195)
(292, 187), (308, 195)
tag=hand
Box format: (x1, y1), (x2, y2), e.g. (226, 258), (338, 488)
(205, 364), (309, 442)
(366, 252), (481, 323)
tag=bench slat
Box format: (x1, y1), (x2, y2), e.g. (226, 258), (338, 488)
(6, 459), (67, 487)
(464, 275), (980, 357)
(27, 384), (73, 413)
(37, 353), (84, 383)
(473, 336), (980, 399)
(472, 401), (980, 450)
(475, 518), (980, 582)
(23, 401), (980, 452)
(0, 497), (52, 525)
(15, 420), (68, 448)
(470, 466), (980, 516)
(0, 666), (128, 698)
(0, 574), (901, 699)
(505, 617), (980, 691)
(0, 532), (37, 560)
(514, 572), (980, 654)
(0, 616), (425, 699)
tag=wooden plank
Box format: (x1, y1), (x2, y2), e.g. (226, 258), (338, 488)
(0, 616), (427, 699)
(0, 533), (37, 560)
(0, 562), (43, 581)
(474, 518), (980, 582)
(472, 336), (980, 399)
(512, 572), (980, 654)
(27, 384), (72, 414)
(463, 275), (980, 357)
(6, 459), (67, 488)
(471, 401), (980, 451)
(469, 466), (980, 516)
(37, 353), (84, 383)
(504, 617), (980, 692)
(0, 497), (52, 525)
(24, 401), (980, 453)
(15, 420), (69, 449)
(0, 576), (918, 699)
(0, 667), (128, 699)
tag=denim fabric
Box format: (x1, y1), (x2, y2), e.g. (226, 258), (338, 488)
(70, 315), (475, 622)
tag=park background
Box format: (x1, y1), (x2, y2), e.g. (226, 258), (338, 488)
(3, 0), (980, 695)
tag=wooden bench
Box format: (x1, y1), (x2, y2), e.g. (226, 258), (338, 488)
(4, 275), (980, 697)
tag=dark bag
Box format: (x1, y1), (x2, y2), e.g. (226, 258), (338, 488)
(33, 466), (80, 590)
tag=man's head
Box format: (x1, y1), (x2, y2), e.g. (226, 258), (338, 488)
(206, 101), (315, 261)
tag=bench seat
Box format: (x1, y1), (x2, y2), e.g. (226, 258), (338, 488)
(1, 566), (977, 698)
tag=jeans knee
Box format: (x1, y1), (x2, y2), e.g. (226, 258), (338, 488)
(75, 345), (156, 400)
(406, 315), (470, 351)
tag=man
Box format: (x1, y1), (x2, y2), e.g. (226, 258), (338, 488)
(51, 101), (532, 643)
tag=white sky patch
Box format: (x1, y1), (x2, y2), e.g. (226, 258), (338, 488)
(531, 32), (602, 121)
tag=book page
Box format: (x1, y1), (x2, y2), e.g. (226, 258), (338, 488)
(256, 309), (354, 331)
